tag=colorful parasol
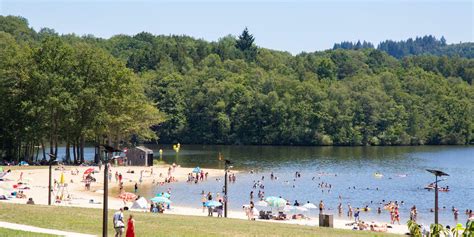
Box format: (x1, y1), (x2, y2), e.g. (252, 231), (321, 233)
(119, 192), (137, 202)
(84, 168), (95, 175)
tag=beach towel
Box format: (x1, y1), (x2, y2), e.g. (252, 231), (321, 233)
(0, 170), (11, 180)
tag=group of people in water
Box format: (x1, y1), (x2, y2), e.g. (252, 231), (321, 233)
(238, 169), (472, 226)
(186, 170), (209, 183)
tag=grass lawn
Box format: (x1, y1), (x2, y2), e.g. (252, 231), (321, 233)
(0, 227), (58, 237)
(0, 203), (398, 237)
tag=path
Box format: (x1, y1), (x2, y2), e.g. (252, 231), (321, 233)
(0, 221), (96, 237)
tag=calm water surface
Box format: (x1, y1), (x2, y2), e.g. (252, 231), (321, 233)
(61, 145), (474, 226)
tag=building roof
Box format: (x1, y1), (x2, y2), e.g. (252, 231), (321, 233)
(135, 146), (153, 154)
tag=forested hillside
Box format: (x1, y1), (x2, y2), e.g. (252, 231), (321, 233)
(1, 16), (473, 162)
(334, 35), (474, 59)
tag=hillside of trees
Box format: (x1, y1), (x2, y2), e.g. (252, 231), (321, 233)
(1, 16), (473, 162)
(334, 35), (474, 59)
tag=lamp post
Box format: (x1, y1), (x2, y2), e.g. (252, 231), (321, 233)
(47, 153), (56, 206)
(224, 159), (233, 218)
(100, 145), (122, 237)
(426, 169), (449, 225)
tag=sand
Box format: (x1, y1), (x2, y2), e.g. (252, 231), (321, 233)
(0, 165), (407, 235)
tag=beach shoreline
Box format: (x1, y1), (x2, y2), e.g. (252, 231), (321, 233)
(0, 165), (408, 235)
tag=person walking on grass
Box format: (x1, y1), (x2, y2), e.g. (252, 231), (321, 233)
(217, 200), (223, 217)
(126, 215), (135, 237)
(113, 208), (125, 237)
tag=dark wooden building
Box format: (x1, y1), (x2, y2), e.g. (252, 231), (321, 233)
(125, 146), (154, 166)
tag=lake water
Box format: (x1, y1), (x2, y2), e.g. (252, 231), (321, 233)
(59, 145), (473, 226)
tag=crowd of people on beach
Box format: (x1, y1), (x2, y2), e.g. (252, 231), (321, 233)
(2, 158), (473, 237)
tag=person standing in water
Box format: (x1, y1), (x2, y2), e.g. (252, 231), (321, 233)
(354, 208), (360, 222)
(338, 203), (343, 215)
(410, 205), (417, 221)
(201, 194), (207, 213)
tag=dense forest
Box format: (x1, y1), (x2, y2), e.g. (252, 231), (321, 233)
(0, 16), (163, 163)
(334, 35), (474, 59)
(1, 16), (473, 162)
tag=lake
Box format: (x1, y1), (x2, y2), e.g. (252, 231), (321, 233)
(60, 145), (474, 226)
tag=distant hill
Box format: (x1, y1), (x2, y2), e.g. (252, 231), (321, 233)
(334, 35), (473, 59)
(1, 15), (473, 149)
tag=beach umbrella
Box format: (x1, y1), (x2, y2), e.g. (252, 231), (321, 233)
(84, 168), (95, 175)
(192, 167), (201, 173)
(303, 203), (317, 209)
(295, 206), (309, 212)
(204, 200), (222, 207)
(150, 196), (171, 204)
(256, 200), (268, 207)
(283, 205), (295, 212)
(156, 192), (171, 198)
(119, 192), (137, 202)
(266, 197), (286, 208)
(264, 196), (279, 202)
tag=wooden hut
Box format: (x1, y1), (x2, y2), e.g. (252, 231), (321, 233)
(125, 146), (154, 166)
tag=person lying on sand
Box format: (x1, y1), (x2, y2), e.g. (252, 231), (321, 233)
(370, 224), (388, 232)
(357, 221), (368, 230)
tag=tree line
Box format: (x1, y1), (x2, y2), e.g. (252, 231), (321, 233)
(0, 16), (163, 163)
(334, 35), (473, 59)
(0, 16), (473, 163)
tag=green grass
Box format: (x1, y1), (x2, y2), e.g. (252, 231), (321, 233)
(0, 203), (398, 237)
(0, 228), (58, 237)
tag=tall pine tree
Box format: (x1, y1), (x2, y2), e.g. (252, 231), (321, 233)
(236, 27), (257, 61)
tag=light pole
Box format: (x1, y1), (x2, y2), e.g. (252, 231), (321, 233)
(47, 153), (56, 206)
(426, 169), (449, 225)
(101, 145), (122, 237)
(224, 159), (233, 218)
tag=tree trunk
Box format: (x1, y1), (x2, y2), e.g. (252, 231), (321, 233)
(49, 135), (54, 157)
(76, 137), (81, 164)
(35, 141), (40, 162)
(41, 141), (46, 161)
(80, 135), (85, 164)
(65, 140), (70, 164)
(17, 142), (21, 163)
(72, 142), (77, 164)
(54, 135), (58, 158)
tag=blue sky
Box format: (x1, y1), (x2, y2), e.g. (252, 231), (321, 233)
(1, 0), (472, 54)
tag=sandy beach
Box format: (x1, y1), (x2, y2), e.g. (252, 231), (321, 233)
(0, 165), (407, 235)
